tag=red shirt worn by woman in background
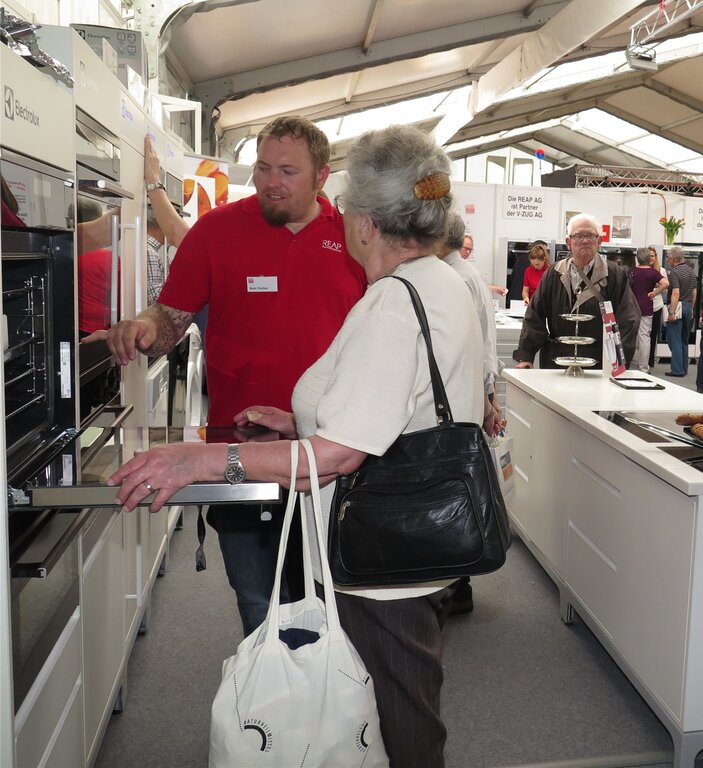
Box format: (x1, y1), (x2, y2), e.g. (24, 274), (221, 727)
(522, 243), (550, 303)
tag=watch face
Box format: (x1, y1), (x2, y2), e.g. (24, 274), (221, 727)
(225, 463), (246, 484)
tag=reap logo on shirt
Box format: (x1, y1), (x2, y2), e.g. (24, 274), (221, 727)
(322, 239), (342, 252)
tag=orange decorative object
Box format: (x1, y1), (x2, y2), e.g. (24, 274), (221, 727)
(197, 181), (212, 218)
(183, 178), (195, 206)
(195, 159), (220, 177)
(413, 172), (450, 201)
(193, 159), (228, 206)
(211, 170), (229, 206)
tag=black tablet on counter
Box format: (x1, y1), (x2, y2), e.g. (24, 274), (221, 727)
(610, 376), (665, 390)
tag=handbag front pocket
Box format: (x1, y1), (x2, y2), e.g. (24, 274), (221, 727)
(336, 475), (485, 582)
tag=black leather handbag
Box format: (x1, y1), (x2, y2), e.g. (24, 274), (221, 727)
(328, 276), (511, 587)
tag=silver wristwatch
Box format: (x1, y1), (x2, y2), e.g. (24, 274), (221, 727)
(145, 181), (165, 192)
(224, 444), (246, 484)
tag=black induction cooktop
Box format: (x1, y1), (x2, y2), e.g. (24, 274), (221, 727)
(595, 410), (703, 472)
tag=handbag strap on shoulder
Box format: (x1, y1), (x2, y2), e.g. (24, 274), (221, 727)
(389, 275), (453, 423)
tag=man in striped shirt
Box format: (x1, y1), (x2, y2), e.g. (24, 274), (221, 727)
(665, 247), (697, 377)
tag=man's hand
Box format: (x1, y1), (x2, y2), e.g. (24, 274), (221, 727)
(515, 361), (533, 369)
(81, 318), (158, 365)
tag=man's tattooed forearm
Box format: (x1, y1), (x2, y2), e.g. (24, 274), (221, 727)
(140, 304), (195, 355)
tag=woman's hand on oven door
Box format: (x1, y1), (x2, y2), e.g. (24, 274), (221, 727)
(81, 318), (158, 365)
(108, 443), (228, 512)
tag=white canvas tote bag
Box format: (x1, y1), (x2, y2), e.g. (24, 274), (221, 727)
(209, 439), (389, 768)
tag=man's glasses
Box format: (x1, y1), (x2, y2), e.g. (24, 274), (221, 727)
(569, 232), (599, 242)
(334, 195), (345, 215)
(461, 246), (474, 254)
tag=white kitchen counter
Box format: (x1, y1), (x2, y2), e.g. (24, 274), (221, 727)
(502, 368), (703, 768)
(503, 368), (703, 495)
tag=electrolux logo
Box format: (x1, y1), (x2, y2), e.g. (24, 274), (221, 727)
(3, 86), (40, 127)
(4, 86), (14, 120)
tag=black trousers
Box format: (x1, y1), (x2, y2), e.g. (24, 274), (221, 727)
(333, 587), (453, 768)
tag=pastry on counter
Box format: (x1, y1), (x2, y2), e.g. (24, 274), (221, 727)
(675, 413), (703, 426)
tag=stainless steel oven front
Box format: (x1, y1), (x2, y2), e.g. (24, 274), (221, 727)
(2, 144), (80, 712)
(74, 109), (133, 422)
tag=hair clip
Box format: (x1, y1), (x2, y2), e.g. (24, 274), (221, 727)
(413, 172), (450, 201)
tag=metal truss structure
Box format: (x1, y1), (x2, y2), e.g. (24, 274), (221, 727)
(574, 164), (703, 195)
(630, 0), (703, 45)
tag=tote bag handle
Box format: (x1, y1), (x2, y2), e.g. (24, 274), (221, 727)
(263, 440), (342, 646)
(300, 438), (342, 632)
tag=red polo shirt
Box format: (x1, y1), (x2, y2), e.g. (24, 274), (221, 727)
(158, 194), (366, 424)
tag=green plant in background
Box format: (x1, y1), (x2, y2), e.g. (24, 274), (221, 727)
(659, 215), (685, 245)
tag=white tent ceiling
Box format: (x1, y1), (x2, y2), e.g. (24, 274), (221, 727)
(144, 0), (703, 171)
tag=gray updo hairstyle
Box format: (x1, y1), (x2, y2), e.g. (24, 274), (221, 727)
(345, 125), (453, 249)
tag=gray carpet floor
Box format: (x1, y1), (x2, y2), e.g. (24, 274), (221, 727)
(94, 505), (685, 768)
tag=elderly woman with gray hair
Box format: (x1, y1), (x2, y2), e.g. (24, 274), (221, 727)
(109, 124), (489, 766)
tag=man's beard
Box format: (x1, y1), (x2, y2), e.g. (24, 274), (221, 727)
(260, 203), (291, 226)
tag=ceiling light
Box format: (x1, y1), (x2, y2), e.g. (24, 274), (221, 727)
(625, 45), (658, 72)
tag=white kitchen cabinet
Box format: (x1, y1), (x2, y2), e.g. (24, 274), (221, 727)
(495, 322), (521, 410)
(148, 508), (167, 583)
(14, 608), (83, 768)
(505, 382), (570, 580)
(81, 510), (125, 766)
(42, 685), (84, 768)
(567, 425), (695, 722)
(122, 510), (140, 645)
(503, 369), (703, 767)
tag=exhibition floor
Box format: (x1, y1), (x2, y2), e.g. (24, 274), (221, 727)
(94, 507), (690, 768)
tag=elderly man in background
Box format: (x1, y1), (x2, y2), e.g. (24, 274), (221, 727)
(665, 246), (697, 378)
(513, 213), (640, 369)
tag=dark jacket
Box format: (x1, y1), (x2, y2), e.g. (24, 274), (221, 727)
(513, 255), (641, 368)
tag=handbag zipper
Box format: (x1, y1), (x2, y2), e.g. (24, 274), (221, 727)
(339, 501), (351, 521)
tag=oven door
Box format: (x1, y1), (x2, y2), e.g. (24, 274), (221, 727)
(75, 176), (133, 420)
(10, 507), (87, 711)
(0, 148), (74, 230)
(10, 422), (280, 510)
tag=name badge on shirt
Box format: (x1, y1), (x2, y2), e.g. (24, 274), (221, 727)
(247, 276), (278, 293)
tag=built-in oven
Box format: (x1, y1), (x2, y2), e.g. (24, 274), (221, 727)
(1, 144), (81, 713)
(74, 108), (133, 422)
(1, 148), (77, 483)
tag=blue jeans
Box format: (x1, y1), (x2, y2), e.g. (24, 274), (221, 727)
(667, 301), (693, 375)
(208, 496), (292, 636)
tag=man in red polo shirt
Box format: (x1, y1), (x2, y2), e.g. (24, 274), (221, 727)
(85, 116), (366, 634)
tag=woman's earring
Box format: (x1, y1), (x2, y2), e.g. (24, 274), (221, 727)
(361, 239), (367, 245)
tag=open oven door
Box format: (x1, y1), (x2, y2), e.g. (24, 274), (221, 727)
(8, 410), (280, 511)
